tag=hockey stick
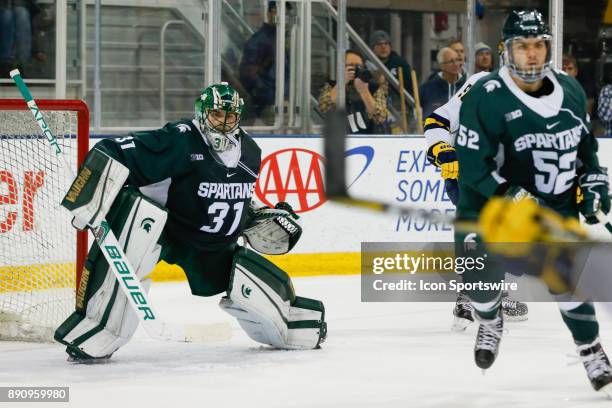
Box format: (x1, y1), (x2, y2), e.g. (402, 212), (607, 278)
(10, 69), (230, 343)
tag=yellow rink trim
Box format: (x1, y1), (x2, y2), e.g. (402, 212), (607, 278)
(0, 264), (75, 293)
(150, 252), (362, 282)
(1, 250), (454, 290)
(0, 254), (361, 292)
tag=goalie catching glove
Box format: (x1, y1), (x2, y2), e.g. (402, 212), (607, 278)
(576, 168), (610, 224)
(61, 149), (129, 230)
(243, 201), (302, 255)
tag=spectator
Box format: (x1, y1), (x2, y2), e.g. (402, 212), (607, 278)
(0, 0), (40, 77)
(563, 54), (595, 114)
(27, 2), (51, 78)
(369, 30), (413, 95)
(427, 38), (467, 81)
(448, 39), (467, 75)
(238, 1), (291, 121)
(318, 49), (389, 134)
(419, 47), (466, 119)
(597, 84), (612, 137)
(474, 42), (493, 73)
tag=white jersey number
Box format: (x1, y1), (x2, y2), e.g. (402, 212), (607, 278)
(200, 201), (245, 235)
(457, 125), (480, 150)
(532, 150), (577, 194)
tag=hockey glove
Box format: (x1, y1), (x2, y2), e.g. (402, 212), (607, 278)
(577, 168), (611, 224)
(481, 197), (585, 245)
(243, 201), (302, 255)
(427, 141), (458, 180)
(479, 197), (586, 294)
(503, 185), (540, 204)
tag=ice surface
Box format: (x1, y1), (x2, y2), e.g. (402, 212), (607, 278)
(2, 275), (612, 408)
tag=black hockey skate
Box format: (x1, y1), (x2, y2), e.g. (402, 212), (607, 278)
(501, 292), (528, 321)
(452, 293), (474, 332)
(577, 338), (612, 397)
(474, 310), (503, 370)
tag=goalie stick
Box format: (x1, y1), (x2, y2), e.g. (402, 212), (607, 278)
(10, 69), (231, 343)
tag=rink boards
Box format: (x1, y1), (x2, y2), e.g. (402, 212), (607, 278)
(147, 135), (612, 279)
(4, 136), (612, 284)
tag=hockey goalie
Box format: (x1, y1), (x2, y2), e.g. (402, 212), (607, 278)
(54, 83), (327, 362)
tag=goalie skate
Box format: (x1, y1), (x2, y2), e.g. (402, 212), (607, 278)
(65, 346), (113, 364)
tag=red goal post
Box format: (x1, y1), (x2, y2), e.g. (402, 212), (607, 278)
(0, 99), (89, 340)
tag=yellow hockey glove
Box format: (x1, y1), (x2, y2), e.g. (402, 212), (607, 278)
(426, 141), (458, 180)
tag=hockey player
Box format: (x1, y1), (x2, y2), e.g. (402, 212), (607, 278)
(424, 44), (528, 330)
(455, 9), (612, 396)
(54, 83), (327, 361)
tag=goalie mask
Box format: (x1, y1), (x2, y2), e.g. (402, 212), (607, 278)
(502, 9), (552, 83)
(195, 83), (245, 151)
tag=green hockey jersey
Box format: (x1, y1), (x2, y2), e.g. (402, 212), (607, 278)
(456, 66), (600, 220)
(95, 119), (261, 250)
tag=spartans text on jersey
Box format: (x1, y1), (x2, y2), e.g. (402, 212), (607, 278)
(197, 182), (256, 200)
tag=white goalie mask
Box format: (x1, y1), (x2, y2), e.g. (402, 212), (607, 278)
(195, 82), (244, 152)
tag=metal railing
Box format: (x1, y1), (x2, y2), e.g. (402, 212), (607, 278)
(159, 19), (187, 125)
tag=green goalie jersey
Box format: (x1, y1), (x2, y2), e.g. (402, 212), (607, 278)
(455, 66), (601, 220)
(94, 119), (261, 250)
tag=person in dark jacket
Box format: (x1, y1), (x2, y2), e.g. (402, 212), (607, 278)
(0, 0), (40, 77)
(238, 1), (291, 121)
(370, 30), (413, 96)
(419, 47), (466, 119)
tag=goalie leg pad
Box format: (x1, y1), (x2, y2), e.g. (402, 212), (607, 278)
(61, 148), (129, 230)
(55, 188), (167, 358)
(219, 248), (326, 350)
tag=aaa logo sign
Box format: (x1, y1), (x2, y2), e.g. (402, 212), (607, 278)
(256, 148), (326, 213)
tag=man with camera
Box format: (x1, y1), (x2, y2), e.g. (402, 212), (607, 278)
(318, 49), (389, 134)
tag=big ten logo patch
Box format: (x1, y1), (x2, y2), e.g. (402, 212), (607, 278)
(0, 169), (45, 233)
(256, 148), (326, 213)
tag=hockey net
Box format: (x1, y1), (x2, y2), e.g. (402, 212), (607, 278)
(0, 99), (88, 342)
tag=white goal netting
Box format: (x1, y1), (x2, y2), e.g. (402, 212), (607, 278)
(0, 107), (83, 342)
